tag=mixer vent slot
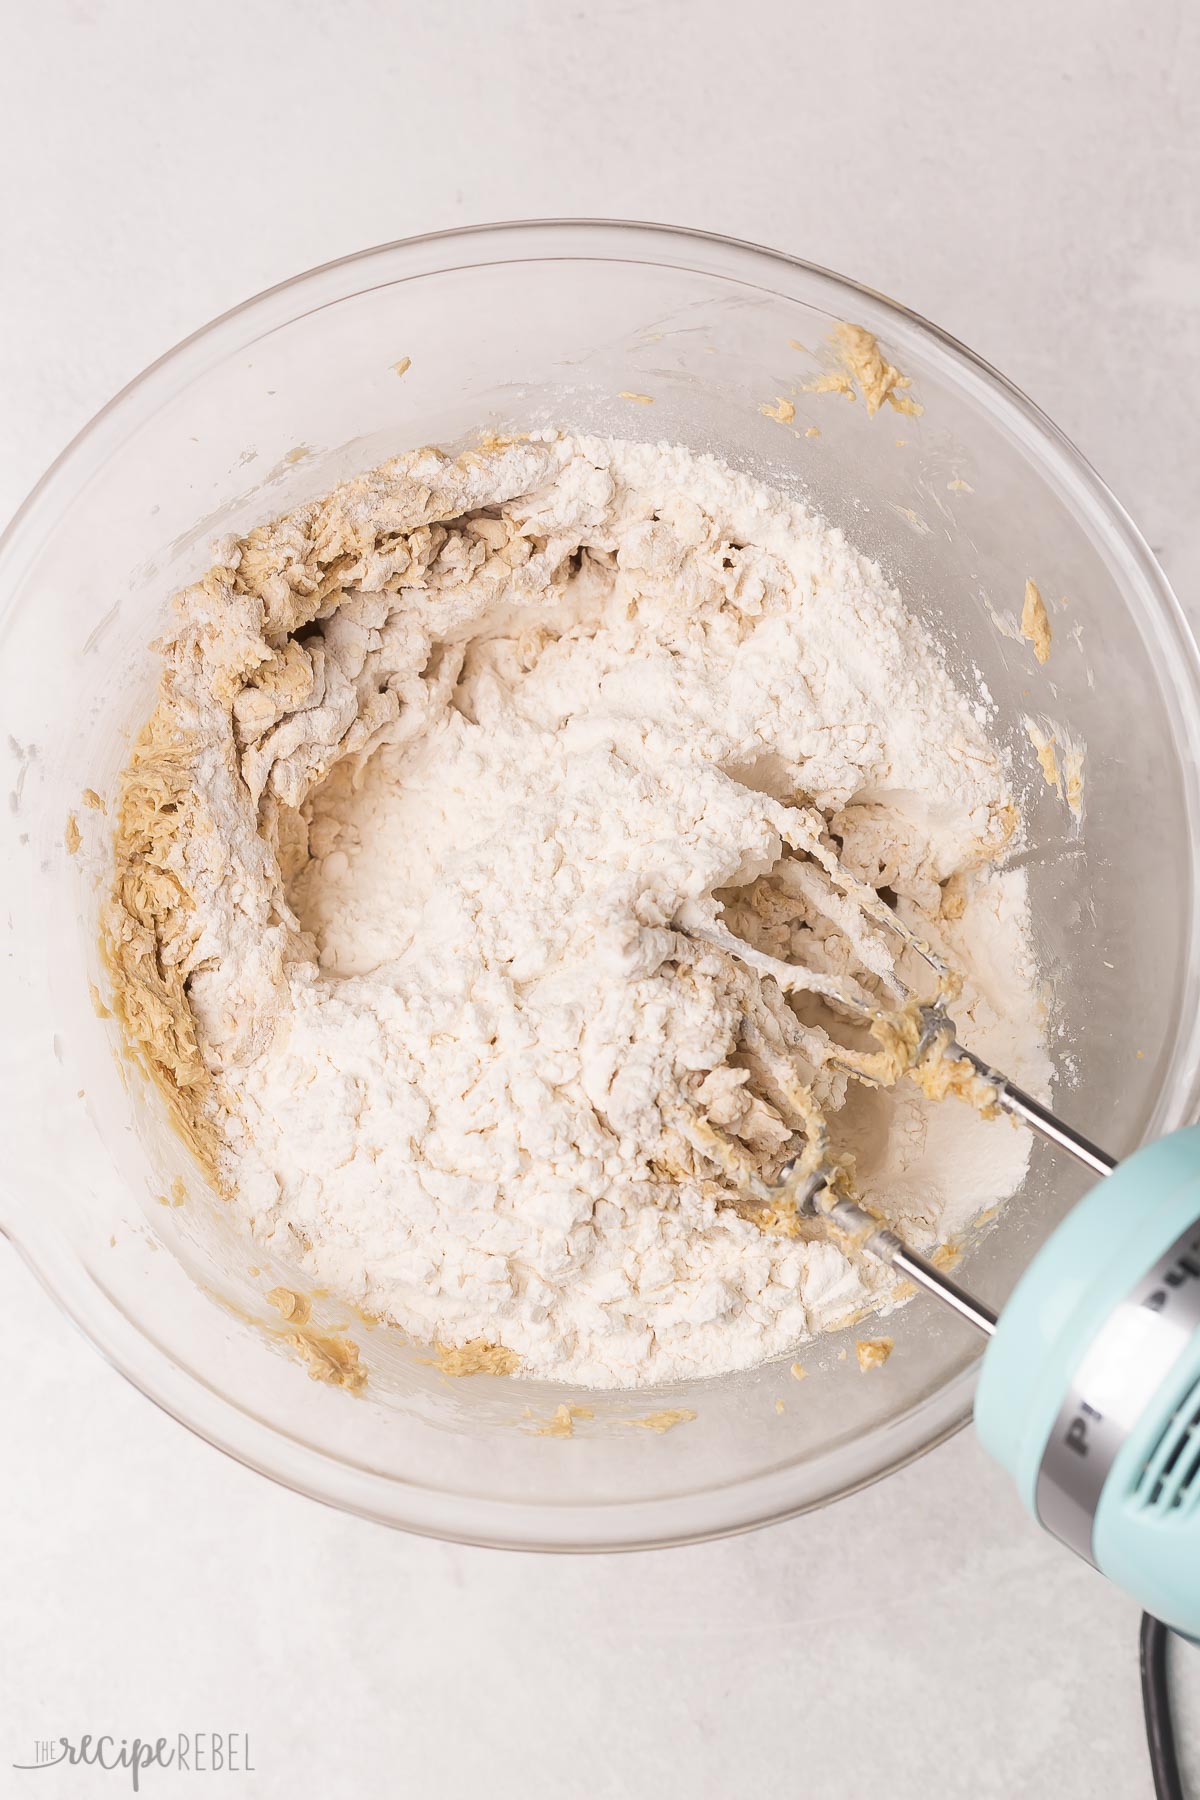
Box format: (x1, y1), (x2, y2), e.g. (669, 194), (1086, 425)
(1136, 1376), (1200, 1517)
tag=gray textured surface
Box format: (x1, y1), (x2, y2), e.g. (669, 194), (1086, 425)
(3, 2), (1199, 1794)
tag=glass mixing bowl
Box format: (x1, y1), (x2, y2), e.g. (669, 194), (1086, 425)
(3, 220), (1199, 1550)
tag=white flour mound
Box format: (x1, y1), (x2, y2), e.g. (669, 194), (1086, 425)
(147, 433), (1049, 1387)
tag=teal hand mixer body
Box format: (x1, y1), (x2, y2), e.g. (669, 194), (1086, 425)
(689, 886), (1200, 1639)
(804, 1018), (1200, 1639)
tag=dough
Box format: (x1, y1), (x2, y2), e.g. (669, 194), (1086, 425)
(104, 432), (1048, 1387)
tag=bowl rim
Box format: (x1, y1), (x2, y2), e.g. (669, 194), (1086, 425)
(4, 215), (1200, 1550)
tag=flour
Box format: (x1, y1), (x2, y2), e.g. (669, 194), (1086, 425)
(108, 432), (1048, 1388)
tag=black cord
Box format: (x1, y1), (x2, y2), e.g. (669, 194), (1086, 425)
(1142, 1612), (1185, 1800)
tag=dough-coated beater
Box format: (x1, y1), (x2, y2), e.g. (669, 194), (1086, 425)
(690, 894), (1200, 1640)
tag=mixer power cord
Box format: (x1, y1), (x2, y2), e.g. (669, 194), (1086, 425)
(1142, 1613), (1185, 1800)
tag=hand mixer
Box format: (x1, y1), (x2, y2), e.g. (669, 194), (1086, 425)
(683, 856), (1200, 1648)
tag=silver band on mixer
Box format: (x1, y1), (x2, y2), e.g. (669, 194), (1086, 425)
(1035, 1214), (1200, 1565)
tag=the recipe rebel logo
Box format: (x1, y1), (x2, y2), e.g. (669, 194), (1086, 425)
(12, 1733), (255, 1789)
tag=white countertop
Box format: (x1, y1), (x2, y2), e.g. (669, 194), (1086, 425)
(3, 2), (1200, 1794)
